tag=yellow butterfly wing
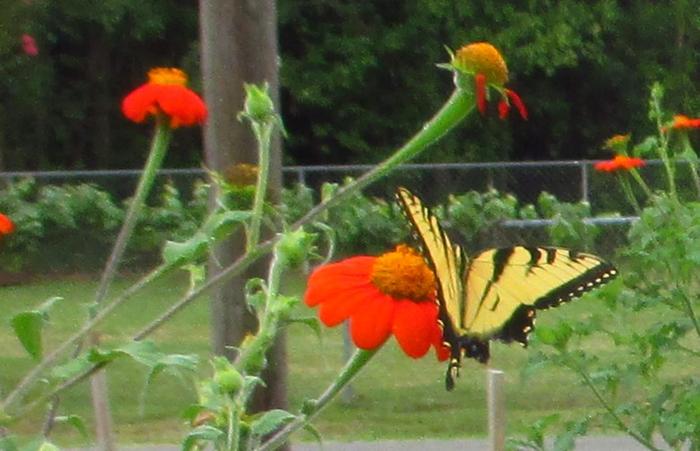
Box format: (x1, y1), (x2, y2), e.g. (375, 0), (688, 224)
(464, 247), (618, 344)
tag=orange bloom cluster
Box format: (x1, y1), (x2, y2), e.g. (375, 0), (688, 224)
(122, 68), (207, 128)
(305, 245), (448, 359)
(594, 155), (646, 173)
(452, 42), (527, 120)
(0, 213), (15, 235)
(665, 114), (700, 131)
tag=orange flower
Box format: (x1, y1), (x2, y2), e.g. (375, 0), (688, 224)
(0, 213), (15, 235)
(305, 245), (448, 359)
(594, 155), (646, 172)
(451, 42), (527, 120)
(122, 68), (207, 127)
(664, 114), (700, 132)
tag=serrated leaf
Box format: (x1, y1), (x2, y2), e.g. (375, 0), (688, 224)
(163, 233), (209, 265)
(11, 311), (44, 359)
(250, 409), (296, 437)
(55, 414), (88, 438)
(181, 425), (224, 451)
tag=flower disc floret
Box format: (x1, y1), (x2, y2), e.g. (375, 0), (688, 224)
(454, 42), (509, 86)
(121, 67), (207, 128)
(370, 244), (435, 301)
(304, 245), (448, 360)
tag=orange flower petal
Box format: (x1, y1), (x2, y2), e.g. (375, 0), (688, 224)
(0, 213), (14, 235)
(318, 284), (376, 327)
(304, 257), (375, 307)
(349, 293), (395, 350)
(392, 300), (439, 358)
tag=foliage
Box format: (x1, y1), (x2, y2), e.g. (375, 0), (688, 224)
(513, 84), (700, 450)
(1, 2), (699, 170)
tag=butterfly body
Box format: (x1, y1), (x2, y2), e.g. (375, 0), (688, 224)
(395, 187), (618, 390)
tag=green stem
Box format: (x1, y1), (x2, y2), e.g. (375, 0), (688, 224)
(1, 265), (172, 412)
(255, 348), (378, 451)
(227, 401), (240, 451)
(617, 173), (642, 214)
(134, 87), (474, 340)
(290, 88), (474, 224)
(628, 168), (653, 199)
(247, 122), (274, 251)
(567, 356), (661, 451)
(94, 121), (172, 305)
(235, 249), (284, 378)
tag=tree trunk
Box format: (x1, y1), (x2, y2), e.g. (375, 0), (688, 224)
(199, 0), (287, 431)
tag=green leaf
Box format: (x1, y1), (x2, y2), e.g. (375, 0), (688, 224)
(286, 316), (321, 338)
(181, 425), (223, 451)
(162, 233), (209, 265)
(54, 414), (88, 438)
(11, 311), (44, 360)
(36, 442), (59, 451)
(250, 409), (296, 437)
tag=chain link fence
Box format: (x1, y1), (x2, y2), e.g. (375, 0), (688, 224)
(1, 159), (685, 267)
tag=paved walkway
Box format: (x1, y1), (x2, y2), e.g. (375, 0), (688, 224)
(70, 436), (661, 450)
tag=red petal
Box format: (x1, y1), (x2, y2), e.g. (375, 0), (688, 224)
(0, 213), (14, 235)
(121, 84), (158, 123)
(157, 85), (208, 126)
(475, 74), (487, 115)
(392, 300), (439, 358)
(498, 100), (509, 120)
(506, 89), (528, 120)
(318, 284), (375, 327)
(304, 257), (375, 307)
(349, 293), (395, 350)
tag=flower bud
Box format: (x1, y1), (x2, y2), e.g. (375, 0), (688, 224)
(242, 83), (276, 123)
(214, 368), (244, 394)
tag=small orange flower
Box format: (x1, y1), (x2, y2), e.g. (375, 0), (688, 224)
(451, 42), (527, 120)
(604, 134), (631, 150)
(0, 213), (15, 235)
(122, 68), (207, 127)
(305, 245), (448, 360)
(664, 114), (700, 132)
(594, 155), (646, 173)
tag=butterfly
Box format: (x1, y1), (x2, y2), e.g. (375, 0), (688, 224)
(395, 187), (618, 390)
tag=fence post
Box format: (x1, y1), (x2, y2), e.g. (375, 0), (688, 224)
(581, 161), (589, 203)
(488, 368), (506, 451)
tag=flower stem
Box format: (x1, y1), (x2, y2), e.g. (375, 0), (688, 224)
(94, 120), (172, 305)
(617, 173), (642, 214)
(247, 121), (274, 251)
(255, 348), (378, 451)
(0, 265), (172, 412)
(289, 88), (474, 225)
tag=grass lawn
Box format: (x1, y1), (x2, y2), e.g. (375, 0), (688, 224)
(0, 271), (684, 447)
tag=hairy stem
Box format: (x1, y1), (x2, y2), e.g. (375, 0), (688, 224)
(256, 349), (378, 451)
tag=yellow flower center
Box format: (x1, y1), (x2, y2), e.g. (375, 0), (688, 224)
(370, 245), (435, 301)
(147, 67), (188, 86)
(225, 163), (259, 187)
(453, 42), (509, 86)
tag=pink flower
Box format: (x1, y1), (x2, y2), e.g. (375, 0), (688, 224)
(21, 34), (38, 57)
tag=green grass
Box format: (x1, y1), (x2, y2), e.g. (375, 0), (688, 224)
(0, 273), (686, 446)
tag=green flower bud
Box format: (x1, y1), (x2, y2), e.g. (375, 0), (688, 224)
(242, 83), (275, 123)
(214, 368), (244, 394)
(275, 229), (315, 268)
